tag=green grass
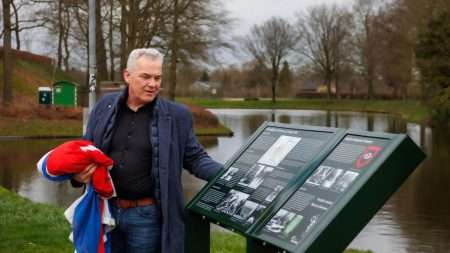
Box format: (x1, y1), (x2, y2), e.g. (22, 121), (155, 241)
(195, 124), (233, 136)
(0, 187), (372, 253)
(211, 231), (246, 252)
(178, 98), (429, 124)
(211, 231), (374, 253)
(0, 116), (231, 137)
(0, 187), (72, 253)
(1, 60), (80, 97)
(0, 117), (82, 137)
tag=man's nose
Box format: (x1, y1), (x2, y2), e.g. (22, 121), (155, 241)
(146, 78), (158, 87)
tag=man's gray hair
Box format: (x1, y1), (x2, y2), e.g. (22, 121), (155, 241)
(126, 48), (164, 71)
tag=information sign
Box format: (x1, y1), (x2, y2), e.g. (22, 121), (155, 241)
(186, 123), (426, 253)
(188, 123), (341, 232)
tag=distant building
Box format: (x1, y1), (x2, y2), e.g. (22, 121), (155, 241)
(190, 81), (222, 97)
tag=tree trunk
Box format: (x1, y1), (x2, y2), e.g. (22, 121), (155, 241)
(11, 1), (20, 50)
(326, 72), (332, 99)
(63, 8), (71, 71)
(271, 64), (278, 103)
(335, 67), (341, 100)
(367, 63), (374, 99)
(168, 0), (179, 101)
(96, 0), (109, 82)
(109, 1), (115, 80)
(126, 0), (137, 58)
(2, 0), (13, 105)
(57, 0), (63, 70)
(119, 0), (128, 73)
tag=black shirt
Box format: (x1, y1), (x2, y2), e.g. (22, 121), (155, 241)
(108, 100), (154, 199)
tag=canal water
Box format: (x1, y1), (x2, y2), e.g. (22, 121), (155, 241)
(0, 109), (449, 253)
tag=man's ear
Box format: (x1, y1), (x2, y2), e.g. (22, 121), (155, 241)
(123, 69), (130, 83)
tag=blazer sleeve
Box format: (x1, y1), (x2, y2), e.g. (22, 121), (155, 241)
(71, 103), (100, 188)
(182, 110), (223, 181)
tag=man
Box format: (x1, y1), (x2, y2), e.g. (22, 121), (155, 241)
(73, 48), (222, 253)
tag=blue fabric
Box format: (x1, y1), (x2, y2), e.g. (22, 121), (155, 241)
(37, 152), (113, 253)
(110, 205), (161, 253)
(40, 154), (72, 182)
(84, 90), (223, 253)
(72, 186), (102, 253)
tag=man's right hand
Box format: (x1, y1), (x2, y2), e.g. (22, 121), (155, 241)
(73, 163), (97, 184)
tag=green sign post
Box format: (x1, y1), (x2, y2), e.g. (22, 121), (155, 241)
(186, 122), (426, 253)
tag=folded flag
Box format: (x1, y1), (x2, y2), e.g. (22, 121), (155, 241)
(37, 140), (116, 253)
(45, 140), (114, 198)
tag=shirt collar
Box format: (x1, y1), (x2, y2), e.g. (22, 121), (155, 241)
(118, 87), (157, 113)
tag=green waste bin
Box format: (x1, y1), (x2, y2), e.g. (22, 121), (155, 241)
(38, 87), (52, 105)
(53, 81), (78, 107)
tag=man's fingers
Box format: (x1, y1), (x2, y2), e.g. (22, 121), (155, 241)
(73, 164), (97, 183)
(85, 164), (97, 175)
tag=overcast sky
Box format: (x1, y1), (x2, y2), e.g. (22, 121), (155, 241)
(19, 0), (356, 68)
(223, 0), (355, 36)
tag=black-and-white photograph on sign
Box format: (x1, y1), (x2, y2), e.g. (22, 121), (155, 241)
(306, 165), (334, 186)
(265, 209), (297, 234)
(238, 164), (274, 189)
(245, 204), (266, 225)
(215, 190), (249, 216)
(332, 171), (359, 192)
(322, 168), (344, 189)
(258, 135), (301, 166)
(234, 200), (260, 220)
(265, 185), (284, 202)
(220, 167), (240, 181)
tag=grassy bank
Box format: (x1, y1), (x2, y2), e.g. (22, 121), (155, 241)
(0, 187), (372, 253)
(179, 98), (429, 124)
(0, 117), (82, 137)
(0, 116), (231, 138)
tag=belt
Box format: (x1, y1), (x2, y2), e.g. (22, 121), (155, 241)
(114, 197), (156, 209)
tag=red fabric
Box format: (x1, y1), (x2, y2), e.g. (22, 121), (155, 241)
(47, 140), (114, 198)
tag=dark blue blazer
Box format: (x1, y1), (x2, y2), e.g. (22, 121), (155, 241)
(84, 90), (222, 253)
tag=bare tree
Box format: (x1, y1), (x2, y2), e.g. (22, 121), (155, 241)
(7, 0), (49, 50)
(352, 0), (383, 99)
(107, 0), (120, 80)
(331, 9), (353, 99)
(243, 17), (297, 103)
(165, 0), (231, 100)
(167, 0), (180, 100)
(2, 0), (13, 105)
(95, 0), (108, 82)
(30, 0), (75, 70)
(118, 0), (168, 70)
(296, 4), (352, 99)
(11, 0), (20, 49)
(368, 0), (422, 99)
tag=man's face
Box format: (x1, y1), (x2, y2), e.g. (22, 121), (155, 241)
(123, 56), (162, 108)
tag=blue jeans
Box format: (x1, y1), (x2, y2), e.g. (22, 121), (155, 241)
(110, 204), (161, 253)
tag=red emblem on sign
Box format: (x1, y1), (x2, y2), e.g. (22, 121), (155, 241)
(355, 145), (382, 169)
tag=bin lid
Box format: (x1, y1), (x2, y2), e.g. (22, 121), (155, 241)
(38, 87), (52, 92)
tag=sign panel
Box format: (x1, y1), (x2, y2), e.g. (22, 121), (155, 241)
(186, 123), (425, 253)
(256, 135), (390, 251)
(189, 124), (339, 232)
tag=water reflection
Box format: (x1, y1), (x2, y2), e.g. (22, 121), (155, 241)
(0, 109), (449, 253)
(0, 139), (84, 208)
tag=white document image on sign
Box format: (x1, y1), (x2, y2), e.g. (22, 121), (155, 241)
(258, 135), (301, 167)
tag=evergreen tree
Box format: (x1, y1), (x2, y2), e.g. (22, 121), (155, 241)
(200, 70), (210, 82)
(278, 61), (293, 96)
(416, 11), (450, 125)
